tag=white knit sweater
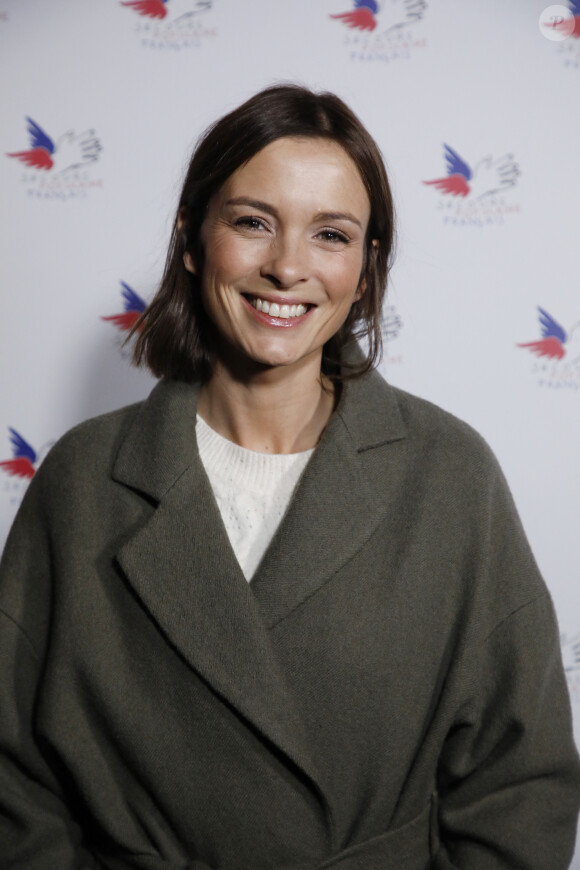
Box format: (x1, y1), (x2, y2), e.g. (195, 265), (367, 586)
(196, 415), (314, 581)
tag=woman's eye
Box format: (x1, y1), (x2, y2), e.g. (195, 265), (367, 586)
(316, 229), (349, 244)
(234, 216), (267, 231)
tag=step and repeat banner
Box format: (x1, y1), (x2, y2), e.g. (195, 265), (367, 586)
(1, 0), (579, 859)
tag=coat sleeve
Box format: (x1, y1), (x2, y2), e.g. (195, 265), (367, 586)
(424, 425), (580, 870)
(0, 472), (107, 869)
(432, 586), (580, 867)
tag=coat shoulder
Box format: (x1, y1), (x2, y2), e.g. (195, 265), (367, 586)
(398, 385), (492, 448)
(385, 380), (549, 615)
(34, 400), (144, 491)
(364, 372), (500, 478)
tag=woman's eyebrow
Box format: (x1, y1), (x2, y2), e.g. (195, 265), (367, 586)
(315, 211), (363, 229)
(225, 197), (278, 216)
(225, 198), (363, 229)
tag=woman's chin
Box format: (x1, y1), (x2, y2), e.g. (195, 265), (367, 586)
(248, 345), (322, 374)
(217, 343), (321, 381)
(220, 342), (322, 374)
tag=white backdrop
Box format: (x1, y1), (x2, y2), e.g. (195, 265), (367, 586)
(1, 0), (579, 860)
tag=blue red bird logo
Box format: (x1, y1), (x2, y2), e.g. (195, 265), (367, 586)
(330, 0), (426, 33)
(0, 429), (38, 480)
(331, 0), (379, 31)
(423, 144), (520, 199)
(120, 0), (212, 20)
(6, 117), (102, 172)
(102, 282), (147, 333)
(517, 307), (580, 361)
(122, 0), (169, 18)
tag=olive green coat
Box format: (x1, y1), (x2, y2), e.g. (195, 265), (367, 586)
(1, 371), (579, 869)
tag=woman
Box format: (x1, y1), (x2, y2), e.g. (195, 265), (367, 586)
(0, 85), (578, 869)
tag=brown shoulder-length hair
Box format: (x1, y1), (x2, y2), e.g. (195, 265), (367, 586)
(132, 83), (395, 383)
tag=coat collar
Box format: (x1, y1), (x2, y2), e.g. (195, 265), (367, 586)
(112, 368), (407, 499)
(112, 369), (407, 816)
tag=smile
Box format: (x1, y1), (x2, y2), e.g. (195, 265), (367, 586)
(246, 295), (310, 319)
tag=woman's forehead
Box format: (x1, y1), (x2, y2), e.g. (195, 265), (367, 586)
(216, 137), (370, 218)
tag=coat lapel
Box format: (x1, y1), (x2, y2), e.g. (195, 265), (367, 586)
(110, 370), (408, 819)
(251, 369), (408, 627)
(111, 381), (325, 803)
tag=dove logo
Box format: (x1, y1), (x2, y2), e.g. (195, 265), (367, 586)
(517, 307), (579, 361)
(0, 429), (53, 506)
(424, 144), (521, 227)
(121, 0), (216, 50)
(517, 307), (580, 390)
(7, 117), (103, 200)
(330, 0), (428, 63)
(0, 430), (38, 481)
(331, 0), (380, 31)
(102, 282), (147, 335)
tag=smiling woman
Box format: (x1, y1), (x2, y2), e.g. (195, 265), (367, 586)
(131, 86), (394, 454)
(133, 85), (393, 391)
(185, 137), (371, 442)
(0, 85), (579, 870)
(190, 137), (370, 363)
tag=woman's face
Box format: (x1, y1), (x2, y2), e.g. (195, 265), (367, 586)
(185, 136), (372, 377)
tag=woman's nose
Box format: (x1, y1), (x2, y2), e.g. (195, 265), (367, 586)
(260, 234), (309, 288)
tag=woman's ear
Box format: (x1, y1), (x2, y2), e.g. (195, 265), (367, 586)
(178, 207), (196, 274)
(183, 251), (196, 275)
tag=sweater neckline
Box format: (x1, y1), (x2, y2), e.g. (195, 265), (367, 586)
(196, 415), (314, 492)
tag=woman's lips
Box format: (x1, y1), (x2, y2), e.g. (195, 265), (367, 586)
(242, 294), (313, 327)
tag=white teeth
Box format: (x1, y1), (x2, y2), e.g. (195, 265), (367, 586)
(249, 297), (308, 318)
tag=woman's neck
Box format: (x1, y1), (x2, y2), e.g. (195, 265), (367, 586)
(197, 359), (336, 454)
